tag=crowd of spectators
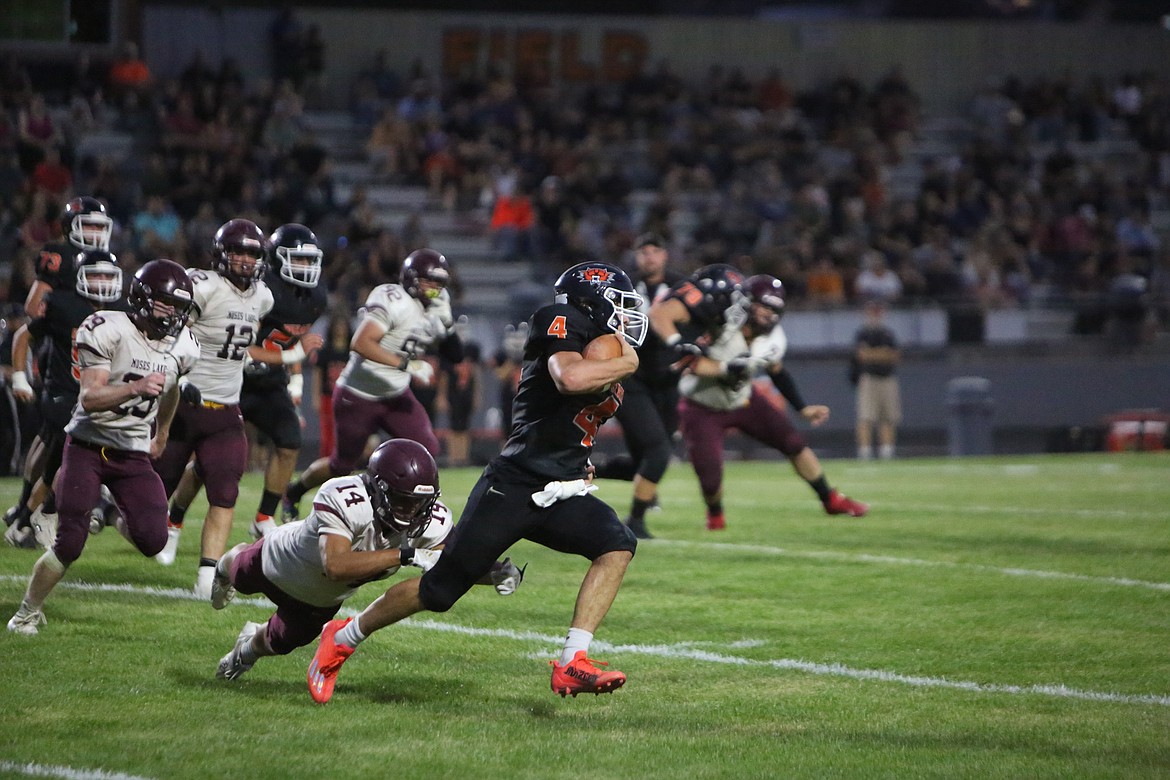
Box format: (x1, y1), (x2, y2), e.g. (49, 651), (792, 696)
(1, 39), (1168, 342)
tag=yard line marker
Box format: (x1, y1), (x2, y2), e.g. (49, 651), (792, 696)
(651, 540), (1170, 591)
(2, 577), (1166, 708)
(0, 761), (154, 780)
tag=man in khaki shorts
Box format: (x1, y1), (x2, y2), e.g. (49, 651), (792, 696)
(854, 300), (901, 460)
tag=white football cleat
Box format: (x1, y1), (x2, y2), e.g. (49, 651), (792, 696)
(216, 621), (262, 680)
(250, 518), (277, 539)
(155, 525), (181, 566)
(30, 508), (58, 550)
(7, 606), (46, 636)
(210, 558), (236, 610)
(193, 565), (215, 601)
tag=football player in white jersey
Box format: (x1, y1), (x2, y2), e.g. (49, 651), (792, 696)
(151, 219), (275, 600)
(213, 439), (523, 684)
(653, 269), (868, 532)
(7, 260), (201, 636)
(281, 248), (459, 520)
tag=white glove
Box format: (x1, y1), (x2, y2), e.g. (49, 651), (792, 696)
(491, 557), (525, 596)
(405, 359), (434, 384)
(427, 289), (453, 329)
(531, 479), (597, 508)
(287, 372), (304, 404)
(11, 370), (34, 400)
(401, 546), (441, 572)
(502, 322), (528, 363)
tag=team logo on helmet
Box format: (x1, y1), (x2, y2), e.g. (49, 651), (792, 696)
(582, 267), (612, 284)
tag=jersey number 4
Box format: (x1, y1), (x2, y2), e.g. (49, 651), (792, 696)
(546, 315), (567, 339)
(572, 393), (621, 448)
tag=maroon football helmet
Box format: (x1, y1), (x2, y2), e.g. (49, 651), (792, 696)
(61, 196), (112, 251)
(400, 248), (450, 305)
(745, 274), (785, 330)
(212, 219), (267, 289)
(364, 439), (440, 539)
(128, 259), (195, 340)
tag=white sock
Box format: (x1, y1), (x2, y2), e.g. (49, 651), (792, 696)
(857, 445), (873, 460)
(879, 443), (895, 460)
(195, 565), (215, 594)
(336, 616), (366, 648)
(560, 627), (593, 665)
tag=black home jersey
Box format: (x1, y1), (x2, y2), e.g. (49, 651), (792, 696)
(35, 241), (77, 291)
(243, 270), (328, 391)
(633, 269), (687, 385)
(496, 303), (624, 483)
(27, 289), (122, 398)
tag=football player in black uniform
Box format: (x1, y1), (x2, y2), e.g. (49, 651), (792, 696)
(6, 197), (114, 536)
(164, 224), (326, 540)
(304, 261), (646, 703)
(5, 250), (123, 549)
(593, 232), (687, 539)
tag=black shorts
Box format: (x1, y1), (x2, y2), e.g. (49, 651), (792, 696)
(239, 384), (302, 450)
(38, 393), (77, 483)
(418, 464), (637, 612)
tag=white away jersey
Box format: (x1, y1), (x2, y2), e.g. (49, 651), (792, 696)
(183, 270), (274, 404)
(679, 322), (788, 411)
(261, 474), (453, 607)
(67, 311), (200, 451)
(337, 284), (450, 400)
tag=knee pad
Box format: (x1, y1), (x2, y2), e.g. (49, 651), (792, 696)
(638, 439), (672, 484)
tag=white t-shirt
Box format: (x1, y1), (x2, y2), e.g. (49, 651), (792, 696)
(261, 474), (453, 607)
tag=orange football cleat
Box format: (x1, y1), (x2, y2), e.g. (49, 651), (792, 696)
(550, 651), (626, 697)
(307, 618), (356, 704)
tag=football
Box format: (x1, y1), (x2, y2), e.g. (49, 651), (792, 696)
(583, 333), (624, 360)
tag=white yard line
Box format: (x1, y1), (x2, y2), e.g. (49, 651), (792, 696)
(0, 761), (154, 780)
(1, 575), (1165, 708)
(651, 540), (1170, 591)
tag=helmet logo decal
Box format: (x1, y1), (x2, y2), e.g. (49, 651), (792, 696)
(582, 267), (612, 284)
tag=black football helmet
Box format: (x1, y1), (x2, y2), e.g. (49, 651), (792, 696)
(61, 196), (112, 252)
(553, 261), (648, 347)
(74, 250), (123, 304)
(212, 219), (267, 289)
(400, 248), (451, 305)
(692, 263), (748, 330)
(745, 274), (785, 330)
(269, 223), (323, 288)
(364, 439), (440, 539)
(128, 259), (195, 340)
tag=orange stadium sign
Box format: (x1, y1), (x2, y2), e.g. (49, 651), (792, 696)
(441, 27), (649, 84)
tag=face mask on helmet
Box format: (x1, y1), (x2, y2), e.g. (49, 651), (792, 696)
(75, 251), (123, 304)
(369, 476), (439, 539)
(602, 286), (648, 347)
(276, 244), (323, 287)
(70, 212), (113, 252)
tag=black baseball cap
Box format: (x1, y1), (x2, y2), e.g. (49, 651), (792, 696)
(635, 232), (667, 249)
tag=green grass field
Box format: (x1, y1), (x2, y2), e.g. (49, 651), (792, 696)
(1, 453), (1168, 779)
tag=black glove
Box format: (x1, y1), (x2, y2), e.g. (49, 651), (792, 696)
(179, 380), (202, 406)
(672, 341), (705, 360)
